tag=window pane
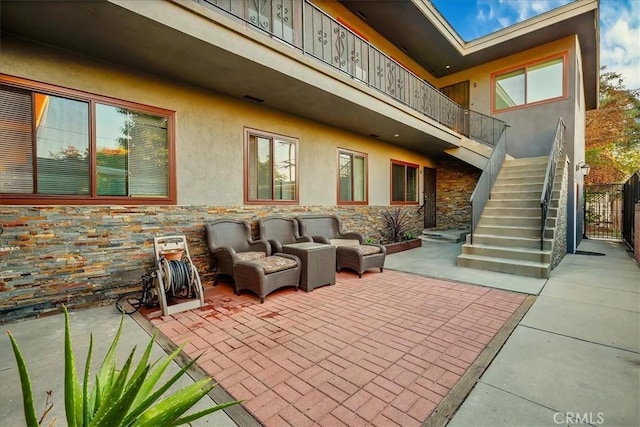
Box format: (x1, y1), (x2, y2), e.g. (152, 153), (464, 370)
(527, 58), (563, 103)
(495, 69), (524, 110)
(96, 105), (128, 196)
(406, 166), (417, 202)
(391, 163), (405, 202)
(35, 94), (89, 195)
(96, 105), (169, 197)
(248, 135), (272, 200)
(354, 155), (366, 201)
(339, 153), (352, 201)
(128, 112), (168, 197)
(0, 86), (33, 193)
(274, 139), (295, 201)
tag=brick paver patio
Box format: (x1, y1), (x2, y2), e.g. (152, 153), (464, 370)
(147, 270), (526, 426)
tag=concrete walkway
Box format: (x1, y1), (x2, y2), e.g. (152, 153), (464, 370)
(446, 239), (640, 426)
(385, 241), (547, 295)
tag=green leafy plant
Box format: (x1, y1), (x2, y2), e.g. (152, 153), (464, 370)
(7, 306), (239, 427)
(403, 231), (417, 240)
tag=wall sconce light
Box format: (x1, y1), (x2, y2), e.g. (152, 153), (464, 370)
(576, 161), (591, 175)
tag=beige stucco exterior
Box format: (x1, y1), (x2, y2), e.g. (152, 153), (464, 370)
(0, 36), (436, 207)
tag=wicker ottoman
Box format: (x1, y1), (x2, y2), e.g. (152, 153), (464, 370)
(282, 242), (336, 292)
(336, 244), (386, 278)
(233, 253), (301, 303)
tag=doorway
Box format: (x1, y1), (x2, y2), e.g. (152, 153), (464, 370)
(422, 167), (436, 229)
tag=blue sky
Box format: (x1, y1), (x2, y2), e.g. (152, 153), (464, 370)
(431, 0), (640, 90)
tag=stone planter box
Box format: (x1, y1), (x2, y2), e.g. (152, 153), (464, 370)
(384, 238), (422, 255)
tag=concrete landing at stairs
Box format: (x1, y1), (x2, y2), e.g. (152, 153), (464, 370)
(422, 228), (469, 243)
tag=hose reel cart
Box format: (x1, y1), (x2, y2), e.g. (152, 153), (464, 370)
(153, 235), (204, 316)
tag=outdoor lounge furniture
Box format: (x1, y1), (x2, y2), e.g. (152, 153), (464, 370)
(233, 253), (301, 303)
(282, 242), (336, 291)
(205, 219), (270, 285)
(257, 216), (312, 254)
(295, 214), (386, 278)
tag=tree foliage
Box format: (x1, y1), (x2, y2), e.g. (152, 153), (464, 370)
(585, 69), (640, 184)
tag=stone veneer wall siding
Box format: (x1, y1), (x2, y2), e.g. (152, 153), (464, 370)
(551, 156), (569, 269)
(0, 205), (422, 322)
(436, 158), (481, 229)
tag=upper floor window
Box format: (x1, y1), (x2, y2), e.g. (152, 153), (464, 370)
(391, 160), (418, 204)
(0, 76), (175, 204)
(338, 149), (367, 204)
(245, 128), (298, 204)
(493, 53), (567, 112)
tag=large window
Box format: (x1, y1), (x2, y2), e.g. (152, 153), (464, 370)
(493, 53), (566, 112)
(338, 149), (367, 204)
(391, 160), (418, 204)
(245, 128), (298, 204)
(0, 76), (175, 204)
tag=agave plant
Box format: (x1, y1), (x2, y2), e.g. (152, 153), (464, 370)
(6, 306), (239, 427)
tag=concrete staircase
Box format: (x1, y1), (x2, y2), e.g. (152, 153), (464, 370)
(456, 156), (563, 278)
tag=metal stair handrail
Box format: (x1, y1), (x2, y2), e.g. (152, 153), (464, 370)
(469, 124), (509, 244)
(540, 118), (566, 250)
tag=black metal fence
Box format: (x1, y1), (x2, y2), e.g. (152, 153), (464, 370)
(584, 184), (624, 240)
(623, 172), (640, 250)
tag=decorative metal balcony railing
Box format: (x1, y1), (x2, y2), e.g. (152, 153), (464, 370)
(196, 0), (506, 146)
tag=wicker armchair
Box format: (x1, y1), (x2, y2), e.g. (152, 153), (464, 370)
(295, 214), (386, 278)
(258, 216), (312, 254)
(205, 219), (270, 284)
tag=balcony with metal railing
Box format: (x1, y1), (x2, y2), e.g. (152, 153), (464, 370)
(195, 0), (505, 147)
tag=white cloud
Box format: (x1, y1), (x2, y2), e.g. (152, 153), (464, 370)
(599, 0), (640, 89)
(470, 0), (571, 39)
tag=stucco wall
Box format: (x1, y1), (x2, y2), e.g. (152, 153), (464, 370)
(437, 36), (579, 159)
(0, 37), (436, 207)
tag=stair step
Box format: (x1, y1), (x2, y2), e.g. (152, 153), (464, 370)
(492, 183), (544, 192)
(479, 215), (542, 227)
(491, 190), (544, 200)
(503, 156), (549, 165)
(483, 207), (543, 217)
(485, 199), (558, 209)
(461, 243), (552, 263)
(495, 176), (545, 185)
(456, 253), (550, 278)
(475, 224), (553, 239)
(470, 234), (553, 251)
(498, 169), (547, 179)
(422, 229), (469, 243)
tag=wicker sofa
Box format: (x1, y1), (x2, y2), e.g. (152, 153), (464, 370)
(258, 216), (312, 254)
(204, 219), (270, 285)
(295, 214), (386, 278)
